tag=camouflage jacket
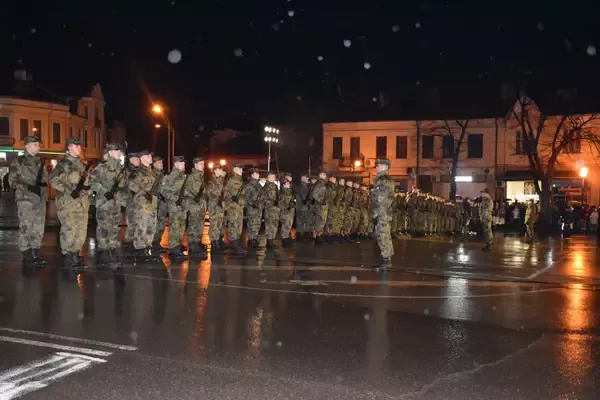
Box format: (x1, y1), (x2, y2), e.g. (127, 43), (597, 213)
(8, 152), (48, 203)
(343, 186), (354, 208)
(479, 193), (493, 222)
(49, 154), (91, 200)
(184, 169), (206, 209)
(295, 183), (310, 207)
(128, 164), (159, 209)
(310, 179), (327, 206)
(351, 188), (361, 208)
(245, 178), (262, 208)
(120, 166), (138, 203)
(224, 173), (245, 206)
(335, 184), (346, 208)
(206, 176), (224, 207)
(325, 182), (337, 207)
(89, 156), (126, 208)
(372, 171), (394, 219)
(358, 189), (370, 209)
(262, 181), (279, 208)
(278, 186), (294, 211)
(160, 168), (187, 212)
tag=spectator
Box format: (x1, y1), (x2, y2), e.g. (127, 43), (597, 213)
(2, 173), (8, 192)
(589, 207), (598, 233)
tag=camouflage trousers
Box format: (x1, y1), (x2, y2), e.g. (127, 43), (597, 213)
(332, 205), (345, 234)
(225, 203), (243, 241)
(375, 214), (394, 259)
(125, 199), (135, 242)
(56, 197), (89, 255)
(324, 204), (337, 235)
(208, 202), (224, 241)
(342, 208), (357, 235)
(246, 207), (262, 240)
(154, 199), (168, 243)
(279, 208), (294, 239)
(295, 205), (312, 233)
(398, 212), (407, 232)
(187, 204), (207, 244)
(358, 209), (370, 234)
(95, 201), (120, 250)
(17, 200), (46, 252)
(525, 221), (535, 241)
(133, 207), (157, 250)
(167, 205), (187, 249)
(314, 205), (328, 236)
(264, 206), (280, 240)
(482, 218), (493, 245)
(351, 208), (361, 233)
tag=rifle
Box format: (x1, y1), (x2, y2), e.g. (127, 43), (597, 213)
(71, 163), (91, 199)
(144, 170), (163, 202)
(104, 164), (127, 200)
(303, 183), (314, 205)
(193, 182), (205, 203)
(26, 160), (46, 197)
(252, 182), (268, 209)
(175, 173), (189, 207)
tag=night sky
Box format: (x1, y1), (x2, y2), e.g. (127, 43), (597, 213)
(3, 0), (600, 158)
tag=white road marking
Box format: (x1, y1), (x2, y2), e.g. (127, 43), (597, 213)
(0, 336), (112, 357)
(0, 352), (106, 399)
(0, 327), (137, 351)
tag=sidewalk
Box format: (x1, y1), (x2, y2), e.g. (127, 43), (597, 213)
(0, 192), (60, 229)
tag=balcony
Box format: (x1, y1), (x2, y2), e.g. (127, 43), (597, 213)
(337, 154), (366, 172)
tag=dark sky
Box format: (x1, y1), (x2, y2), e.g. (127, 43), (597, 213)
(3, 0), (600, 156)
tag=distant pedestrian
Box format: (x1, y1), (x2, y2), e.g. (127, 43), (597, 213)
(589, 207), (598, 233)
(524, 199), (537, 244)
(3, 173), (9, 192)
(479, 188), (493, 251)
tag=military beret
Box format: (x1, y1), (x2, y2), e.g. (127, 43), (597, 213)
(480, 188), (490, 194)
(248, 168), (259, 175)
(137, 150), (150, 157)
(301, 173), (310, 178)
(24, 135), (40, 145)
(153, 156), (163, 162)
(283, 172), (292, 178)
(309, 175), (317, 180)
(375, 158), (391, 167)
(173, 155), (185, 163)
(66, 137), (81, 146)
(128, 153), (139, 159)
(105, 142), (121, 151)
(231, 163), (243, 168)
(212, 163), (223, 170)
(192, 157), (204, 164)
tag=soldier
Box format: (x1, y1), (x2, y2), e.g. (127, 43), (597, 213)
(89, 143), (126, 268)
(371, 158), (395, 270)
(128, 150), (160, 261)
(224, 163), (246, 254)
(185, 157), (208, 257)
(206, 164), (226, 253)
(479, 188), (493, 251)
(8, 135), (48, 265)
(244, 168), (263, 249)
(358, 183), (370, 240)
(324, 176), (338, 243)
(152, 156), (167, 251)
(295, 174), (312, 240)
(524, 199), (537, 244)
(124, 153), (140, 246)
(310, 171), (328, 245)
(350, 182), (362, 240)
(262, 171), (280, 249)
(332, 178), (346, 243)
(398, 189), (407, 235)
(49, 137), (91, 269)
(279, 178), (295, 247)
(341, 179), (354, 242)
(160, 156), (188, 259)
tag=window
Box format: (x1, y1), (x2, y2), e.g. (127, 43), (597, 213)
(395, 136), (407, 159)
(78, 128), (82, 139)
(350, 137), (360, 160)
(467, 133), (484, 158)
(0, 117), (9, 136)
(33, 120), (42, 142)
(94, 106), (101, 128)
(332, 137), (342, 160)
(515, 131), (525, 155)
(83, 129), (89, 147)
(567, 130), (582, 153)
(52, 123), (61, 144)
(442, 136), (454, 158)
(95, 131), (102, 148)
(422, 136), (434, 159)
(20, 119), (29, 140)
(376, 136), (387, 158)
(83, 106), (89, 119)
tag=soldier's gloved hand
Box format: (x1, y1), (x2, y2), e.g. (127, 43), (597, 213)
(27, 184), (41, 196)
(231, 195), (239, 203)
(175, 199), (183, 207)
(144, 193), (153, 202)
(71, 190), (81, 199)
(104, 191), (115, 201)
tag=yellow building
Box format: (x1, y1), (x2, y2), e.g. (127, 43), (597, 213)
(0, 70), (107, 177)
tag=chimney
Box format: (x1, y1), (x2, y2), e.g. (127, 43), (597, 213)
(14, 69), (27, 81)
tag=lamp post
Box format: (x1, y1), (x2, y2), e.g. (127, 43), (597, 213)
(353, 160), (361, 181)
(152, 104), (174, 169)
(579, 166), (589, 204)
(263, 126), (280, 172)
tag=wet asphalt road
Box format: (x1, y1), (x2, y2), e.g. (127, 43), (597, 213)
(0, 227), (599, 399)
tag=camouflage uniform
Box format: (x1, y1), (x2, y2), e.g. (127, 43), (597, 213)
(152, 158), (167, 247)
(159, 161), (188, 256)
(294, 180), (311, 237)
(206, 170), (225, 248)
(479, 191), (493, 249)
(310, 174), (328, 242)
(397, 193), (407, 234)
(89, 146), (126, 265)
(278, 183), (295, 244)
(372, 159), (395, 268)
(407, 191), (419, 236)
(8, 137), (48, 264)
(324, 180), (338, 239)
(350, 185), (362, 236)
(224, 168), (245, 252)
(332, 181), (346, 238)
(262, 179), (280, 246)
(185, 160), (207, 255)
(244, 172), (263, 245)
(128, 158), (159, 254)
(49, 148), (91, 262)
(358, 187), (370, 237)
(341, 184), (355, 238)
(123, 157), (138, 244)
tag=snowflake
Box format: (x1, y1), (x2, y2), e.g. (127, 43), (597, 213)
(168, 49), (182, 64)
(424, 309), (430, 315)
(363, 62), (371, 70)
(587, 45), (596, 56)
(272, 23), (280, 32)
(288, 10), (295, 17)
(350, 276), (358, 283)
(88, 43), (93, 48)
(392, 25), (400, 33)
(317, 55), (323, 61)
(372, 97), (377, 102)
(537, 22), (544, 31)
(343, 39), (352, 48)
(234, 48), (243, 57)
(296, 95), (302, 100)
(415, 22), (421, 28)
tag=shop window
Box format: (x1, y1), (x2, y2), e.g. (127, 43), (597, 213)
(52, 123), (61, 144)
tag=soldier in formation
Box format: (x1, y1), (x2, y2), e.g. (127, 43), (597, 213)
(152, 155), (167, 251)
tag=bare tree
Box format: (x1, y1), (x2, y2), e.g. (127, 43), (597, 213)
(424, 119), (473, 199)
(510, 96), (600, 225)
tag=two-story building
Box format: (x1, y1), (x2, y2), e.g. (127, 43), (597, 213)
(0, 70), (108, 178)
(323, 98), (600, 205)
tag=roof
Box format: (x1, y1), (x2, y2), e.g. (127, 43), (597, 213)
(0, 79), (69, 106)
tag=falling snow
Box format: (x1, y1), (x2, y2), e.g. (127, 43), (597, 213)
(129, 331), (139, 343)
(372, 97), (377, 102)
(30, 28), (36, 34)
(424, 309), (430, 315)
(296, 95), (302, 100)
(364, 62), (371, 70)
(415, 22), (421, 28)
(77, 312), (84, 320)
(587, 45), (596, 56)
(288, 10), (295, 17)
(317, 55), (323, 61)
(343, 39), (352, 48)
(272, 23), (280, 32)
(350, 276), (358, 283)
(392, 25), (400, 33)
(234, 48), (243, 57)
(87, 43), (93, 48)
(276, 341), (283, 347)
(364, 314), (370, 321)
(168, 49), (182, 64)
(537, 22), (544, 31)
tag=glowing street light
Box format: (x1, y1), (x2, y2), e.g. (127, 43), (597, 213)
(155, 124), (162, 128)
(353, 160), (361, 179)
(220, 159), (226, 166)
(579, 167), (589, 178)
(580, 166), (589, 204)
(263, 125), (280, 172)
(152, 104), (163, 114)
(354, 160), (361, 168)
(208, 162), (214, 169)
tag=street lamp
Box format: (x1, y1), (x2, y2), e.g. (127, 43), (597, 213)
(152, 103), (174, 169)
(353, 160), (361, 180)
(580, 167), (589, 204)
(220, 159), (226, 166)
(263, 126), (280, 172)
(208, 162), (214, 169)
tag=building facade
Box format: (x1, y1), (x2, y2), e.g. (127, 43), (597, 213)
(323, 99), (600, 206)
(0, 70), (108, 177)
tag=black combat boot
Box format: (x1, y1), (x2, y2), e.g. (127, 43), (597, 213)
(74, 252), (87, 268)
(22, 249), (34, 264)
(30, 249), (47, 266)
(170, 245), (188, 259)
(266, 239), (279, 249)
(281, 238), (293, 248)
(63, 252), (73, 269)
(482, 244), (492, 252)
(229, 239), (246, 255)
(96, 250), (109, 269)
(314, 235), (324, 246)
(372, 257), (392, 271)
(219, 236), (228, 249)
(110, 248), (123, 266)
